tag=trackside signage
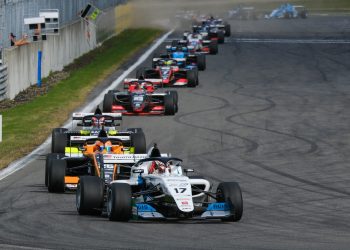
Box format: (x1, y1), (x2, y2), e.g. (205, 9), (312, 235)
(0, 114), (2, 142)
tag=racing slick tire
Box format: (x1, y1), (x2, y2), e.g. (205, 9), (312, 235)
(225, 24), (231, 37)
(130, 132), (146, 153)
(136, 68), (145, 79)
(48, 159), (66, 193)
(171, 40), (180, 47)
(218, 31), (225, 44)
(103, 93), (114, 112)
(164, 92), (177, 115)
(197, 54), (206, 71)
(186, 70), (198, 87)
(107, 183), (132, 221)
(216, 182), (243, 222)
(167, 90), (179, 112)
(300, 11), (307, 19)
(45, 153), (64, 187)
(52, 128), (68, 153)
(209, 40), (218, 55)
(76, 176), (104, 215)
(108, 90), (119, 94)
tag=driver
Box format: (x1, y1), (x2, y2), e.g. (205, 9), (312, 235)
(148, 160), (168, 174)
(91, 116), (105, 128)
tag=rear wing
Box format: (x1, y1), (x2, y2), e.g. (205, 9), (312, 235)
(72, 112), (122, 121)
(153, 57), (186, 63)
(69, 135), (131, 143)
(124, 78), (162, 83)
(104, 153), (170, 164)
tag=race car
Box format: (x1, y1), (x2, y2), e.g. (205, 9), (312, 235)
(51, 107), (146, 155)
(200, 17), (231, 37)
(102, 83), (178, 116)
(175, 34), (218, 55)
(134, 59), (199, 87)
(46, 137), (152, 193)
(154, 45), (206, 71)
(76, 144), (243, 222)
(265, 4), (307, 19)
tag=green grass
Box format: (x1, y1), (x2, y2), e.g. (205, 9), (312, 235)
(0, 28), (162, 169)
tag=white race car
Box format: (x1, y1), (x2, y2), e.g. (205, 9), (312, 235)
(76, 145), (243, 222)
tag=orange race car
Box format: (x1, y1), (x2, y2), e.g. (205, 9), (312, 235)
(46, 137), (148, 193)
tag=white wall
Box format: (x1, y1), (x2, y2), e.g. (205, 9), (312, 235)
(4, 19), (97, 99)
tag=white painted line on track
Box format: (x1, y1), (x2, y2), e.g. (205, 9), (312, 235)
(0, 29), (174, 181)
(228, 38), (350, 44)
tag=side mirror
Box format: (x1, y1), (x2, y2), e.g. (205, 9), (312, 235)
(184, 168), (194, 173)
(132, 169), (144, 174)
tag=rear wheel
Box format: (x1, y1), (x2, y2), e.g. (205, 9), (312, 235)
(51, 128), (67, 153)
(108, 90), (119, 94)
(103, 93), (114, 112)
(130, 132), (146, 153)
(76, 176), (104, 215)
(171, 40), (179, 47)
(197, 54), (206, 71)
(48, 159), (66, 193)
(216, 182), (243, 222)
(107, 183), (132, 221)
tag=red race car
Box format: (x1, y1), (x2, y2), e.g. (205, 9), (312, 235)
(103, 80), (178, 116)
(135, 59), (198, 88)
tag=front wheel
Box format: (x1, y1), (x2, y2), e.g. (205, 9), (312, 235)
(197, 54), (206, 71)
(48, 159), (66, 193)
(209, 40), (218, 55)
(218, 31), (225, 44)
(130, 132), (146, 153)
(186, 70), (197, 87)
(45, 153), (64, 187)
(164, 93), (176, 115)
(216, 182), (243, 222)
(225, 24), (231, 37)
(107, 183), (132, 221)
(76, 176), (104, 215)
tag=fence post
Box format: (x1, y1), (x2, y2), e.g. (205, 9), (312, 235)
(37, 50), (42, 87)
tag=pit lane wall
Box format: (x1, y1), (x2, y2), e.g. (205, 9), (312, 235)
(2, 3), (132, 100)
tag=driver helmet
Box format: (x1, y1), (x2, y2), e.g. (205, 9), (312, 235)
(165, 60), (173, 66)
(95, 140), (105, 152)
(105, 140), (112, 153)
(148, 160), (166, 174)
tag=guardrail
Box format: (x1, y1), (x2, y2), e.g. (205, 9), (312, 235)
(0, 64), (7, 100)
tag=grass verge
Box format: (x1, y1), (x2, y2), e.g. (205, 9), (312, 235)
(0, 28), (162, 170)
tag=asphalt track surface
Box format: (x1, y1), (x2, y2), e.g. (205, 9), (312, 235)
(1, 16), (350, 249)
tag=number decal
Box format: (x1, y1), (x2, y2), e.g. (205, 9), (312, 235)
(174, 188), (186, 193)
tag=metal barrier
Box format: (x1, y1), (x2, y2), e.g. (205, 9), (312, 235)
(0, 65), (7, 100)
